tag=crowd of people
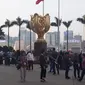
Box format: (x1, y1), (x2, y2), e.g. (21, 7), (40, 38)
(0, 50), (34, 82)
(40, 48), (85, 82)
(0, 49), (85, 82)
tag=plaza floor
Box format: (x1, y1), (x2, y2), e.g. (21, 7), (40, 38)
(0, 65), (85, 85)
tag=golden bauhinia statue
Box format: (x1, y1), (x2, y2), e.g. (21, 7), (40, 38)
(30, 13), (50, 42)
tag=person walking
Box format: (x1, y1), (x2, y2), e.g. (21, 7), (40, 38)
(64, 52), (71, 79)
(19, 50), (27, 82)
(79, 53), (83, 70)
(73, 53), (80, 79)
(56, 52), (61, 75)
(39, 49), (47, 82)
(26, 51), (34, 70)
(51, 48), (57, 75)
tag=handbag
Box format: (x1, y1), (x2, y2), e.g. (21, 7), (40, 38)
(16, 63), (21, 70)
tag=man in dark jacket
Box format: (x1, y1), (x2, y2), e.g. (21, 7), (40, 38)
(51, 48), (57, 75)
(73, 53), (80, 79)
(39, 49), (47, 82)
(64, 52), (71, 79)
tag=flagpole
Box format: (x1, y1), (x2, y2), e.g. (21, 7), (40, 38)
(43, 0), (44, 16)
(58, 0), (60, 52)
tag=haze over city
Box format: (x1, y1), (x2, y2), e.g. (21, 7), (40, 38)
(0, 0), (85, 41)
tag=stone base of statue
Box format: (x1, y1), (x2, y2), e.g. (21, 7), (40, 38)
(34, 39), (47, 60)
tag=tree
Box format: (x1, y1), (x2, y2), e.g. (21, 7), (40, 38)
(51, 17), (62, 26)
(11, 17), (23, 51)
(63, 21), (72, 51)
(20, 20), (32, 51)
(8, 46), (14, 52)
(11, 17), (29, 51)
(51, 17), (62, 51)
(77, 15), (85, 24)
(0, 19), (14, 47)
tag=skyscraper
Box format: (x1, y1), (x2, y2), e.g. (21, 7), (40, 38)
(45, 31), (60, 47)
(20, 28), (36, 47)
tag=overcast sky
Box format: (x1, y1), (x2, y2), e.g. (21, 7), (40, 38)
(0, 0), (85, 41)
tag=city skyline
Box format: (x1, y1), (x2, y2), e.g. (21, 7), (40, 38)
(0, 0), (85, 41)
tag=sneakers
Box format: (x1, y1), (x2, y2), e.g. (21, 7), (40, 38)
(78, 78), (82, 82)
(65, 76), (70, 79)
(40, 78), (46, 82)
(53, 73), (56, 75)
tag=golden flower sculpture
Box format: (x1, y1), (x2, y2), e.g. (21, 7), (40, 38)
(31, 13), (50, 41)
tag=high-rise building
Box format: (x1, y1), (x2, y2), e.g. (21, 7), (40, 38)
(64, 30), (73, 40)
(74, 35), (82, 42)
(45, 31), (60, 47)
(81, 40), (85, 52)
(20, 28), (36, 47)
(45, 32), (51, 45)
(83, 25), (85, 40)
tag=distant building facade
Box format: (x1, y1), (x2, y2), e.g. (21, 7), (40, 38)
(81, 40), (85, 52)
(14, 40), (25, 51)
(45, 31), (60, 49)
(0, 40), (7, 46)
(74, 35), (82, 42)
(63, 39), (81, 51)
(64, 30), (73, 40)
(20, 28), (36, 48)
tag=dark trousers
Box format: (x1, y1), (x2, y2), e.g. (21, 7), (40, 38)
(40, 66), (46, 79)
(53, 62), (56, 74)
(27, 61), (33, 70)
(73, 65), (80, 78)
(56, 64), (59, 74)
(5, 58), (10, 66)
(49, 62), (53, 72)
(65, 66), (69, 78)
(79, 69), (85, 81)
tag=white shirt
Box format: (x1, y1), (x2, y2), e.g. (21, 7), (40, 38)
(27, 53), (34, 61)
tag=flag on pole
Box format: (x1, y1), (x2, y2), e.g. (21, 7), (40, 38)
(36, 0), (44, 4)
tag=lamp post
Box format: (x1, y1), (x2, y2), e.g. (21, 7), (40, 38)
(51, 0), (61, 51)
(26, 21), (32, 52)
(63, 21), (72, 51)
(67, 28), (68, 51)
(19, 25), (21, 51)
(8, 26), (9, 47)
(58, 0), (60, 52)
(30, 29), (32, 52)
(25, 29), (26, 49)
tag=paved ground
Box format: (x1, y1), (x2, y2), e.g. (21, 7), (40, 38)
(0, 65), (85, 85)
